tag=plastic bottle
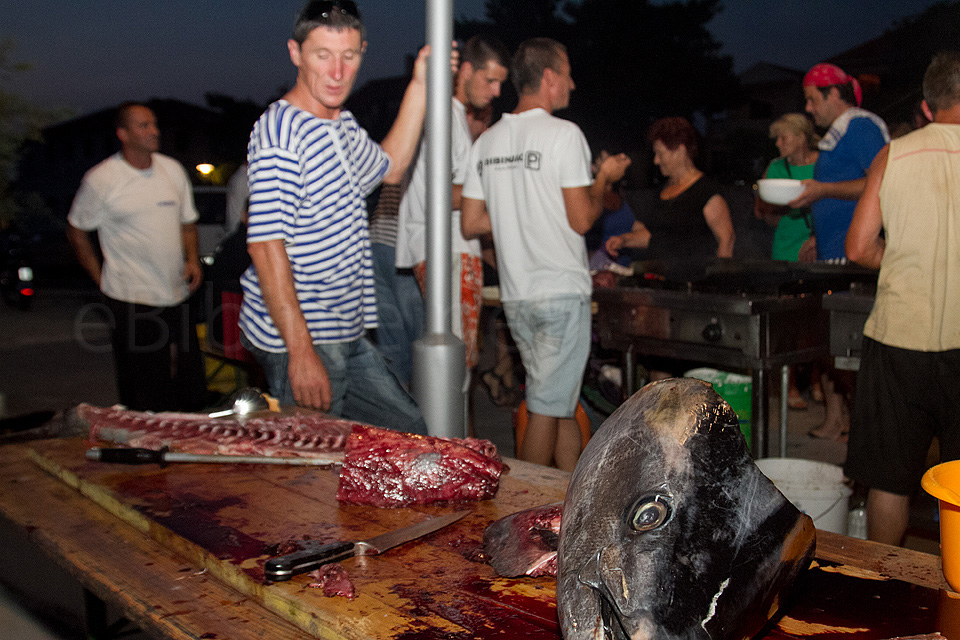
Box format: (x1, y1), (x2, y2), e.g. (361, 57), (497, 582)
(847, 490), (868, 540)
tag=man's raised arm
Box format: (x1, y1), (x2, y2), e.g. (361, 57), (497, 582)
(381, 45), (459, 184)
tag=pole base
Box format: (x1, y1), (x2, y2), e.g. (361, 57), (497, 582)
(412, 333), (466, 438)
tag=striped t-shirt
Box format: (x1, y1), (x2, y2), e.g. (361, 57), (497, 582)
(368, 183), (403, 247)
(240, 101), (390, 352)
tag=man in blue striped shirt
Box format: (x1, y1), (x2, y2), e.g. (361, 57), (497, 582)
(239, 0), (428, 434)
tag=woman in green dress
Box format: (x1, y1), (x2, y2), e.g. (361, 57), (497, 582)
(756, 114), (822, 409)
(755, 113), (820, 261)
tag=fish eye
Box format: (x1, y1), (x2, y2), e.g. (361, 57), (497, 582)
(628, 495), (672, 532)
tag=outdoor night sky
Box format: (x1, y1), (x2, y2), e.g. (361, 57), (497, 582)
(0, 0), (946, 121)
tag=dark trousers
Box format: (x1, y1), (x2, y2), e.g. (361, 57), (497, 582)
(104, 295), (207, 412)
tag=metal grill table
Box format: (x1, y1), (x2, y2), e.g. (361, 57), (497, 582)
(592, 259), (877, 458)
(822, 285), (877, 371)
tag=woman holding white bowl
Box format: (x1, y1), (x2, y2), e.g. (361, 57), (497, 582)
(756, 114), (822, 411)
(755, 113), (820, 262)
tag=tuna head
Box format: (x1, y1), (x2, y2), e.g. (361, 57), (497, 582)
(557, 378), (815, 640)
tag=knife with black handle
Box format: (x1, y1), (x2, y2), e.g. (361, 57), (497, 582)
(88, 446), (172, 465)
(86, 446), (342, 467)
(265, 510), (471, 581)
(265, 540), (365, 580)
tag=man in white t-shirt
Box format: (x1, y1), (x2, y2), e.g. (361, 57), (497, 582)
(461, 38), (630, 471)
(394, 35), (509, 374)
(67, 102), (206, 411)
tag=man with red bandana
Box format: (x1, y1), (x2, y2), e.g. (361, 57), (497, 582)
(790, 63), (889, 262)
(792, 63), (891, 443)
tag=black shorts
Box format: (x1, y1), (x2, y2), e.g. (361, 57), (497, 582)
(844, 337), (960, 495)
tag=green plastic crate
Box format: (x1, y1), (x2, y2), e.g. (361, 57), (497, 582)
(684, 368), (752, 443)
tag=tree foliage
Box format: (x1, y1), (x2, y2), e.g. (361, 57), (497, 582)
(0, 39), (61, 223)
(204, 92), (265, 161)
(456, 0), (740, 155)
(456, 0), (573, 48)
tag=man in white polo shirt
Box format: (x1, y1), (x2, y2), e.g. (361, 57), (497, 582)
(394, 35), (509, 376)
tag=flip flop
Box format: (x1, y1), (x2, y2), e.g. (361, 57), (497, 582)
(788, 394), (808, 410)
(807, 428), (849, 443)
(811, 385), (825, 404)
(481, 369), (518, 407)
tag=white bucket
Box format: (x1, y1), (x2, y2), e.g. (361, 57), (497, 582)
(755, 458), (852, 535)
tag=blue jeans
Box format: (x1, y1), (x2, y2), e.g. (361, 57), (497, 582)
(245, 334), (428, 435)
(370, 242), (425, 387)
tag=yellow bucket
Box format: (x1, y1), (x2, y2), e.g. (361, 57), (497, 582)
(921, 460), (960, 592)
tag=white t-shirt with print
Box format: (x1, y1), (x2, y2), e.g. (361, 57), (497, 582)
(461, 108), (593, 302)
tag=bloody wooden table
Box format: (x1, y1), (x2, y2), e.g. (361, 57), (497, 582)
(0, 437), (957, 639)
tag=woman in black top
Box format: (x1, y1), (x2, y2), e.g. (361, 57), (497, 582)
(606, 117), (734, 260)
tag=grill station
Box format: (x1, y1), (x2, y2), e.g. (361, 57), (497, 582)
(822, 282), (878, 371)
(592, 258), (878, 458)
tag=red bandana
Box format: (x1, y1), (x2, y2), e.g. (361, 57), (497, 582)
(803, 63), (862, 106)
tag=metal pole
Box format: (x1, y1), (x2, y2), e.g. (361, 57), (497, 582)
(751, 368), (769, 459)
(411, 0), (465, 438)
(424, 1), (452, 339)
(779, 364), (789, 458)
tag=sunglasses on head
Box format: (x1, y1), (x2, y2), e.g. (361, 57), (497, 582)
(305, 0), (360, 20)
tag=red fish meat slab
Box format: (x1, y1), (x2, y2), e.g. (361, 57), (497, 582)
(78, 403), (358, 458)
(336, 426), (503, 507)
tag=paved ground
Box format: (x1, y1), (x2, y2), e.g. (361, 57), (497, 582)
(0, 283), (941, 639)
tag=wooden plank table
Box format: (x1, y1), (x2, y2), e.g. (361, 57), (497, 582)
(1, 437), (957, 640)
(0, 441), (315, 640)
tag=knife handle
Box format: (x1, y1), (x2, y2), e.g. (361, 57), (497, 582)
(86, 447), (167, 466)
(265, 541), (355, 582)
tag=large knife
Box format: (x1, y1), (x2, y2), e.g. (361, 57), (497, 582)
(86, 446), (343, 467)
(264, 510), (471, 581)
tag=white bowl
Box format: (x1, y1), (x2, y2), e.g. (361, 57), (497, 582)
(757, 178), (806, 205)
